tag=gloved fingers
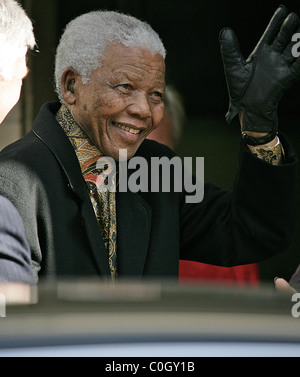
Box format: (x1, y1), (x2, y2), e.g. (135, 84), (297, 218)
(219, 27), (245, 68)
(253, 5), (288, 51)
(219, 28), (247, 124)
(272, 12), (300, 53)
(219, 27), (251, 102)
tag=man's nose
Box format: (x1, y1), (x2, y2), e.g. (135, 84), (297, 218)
(127, 91), (151, 119)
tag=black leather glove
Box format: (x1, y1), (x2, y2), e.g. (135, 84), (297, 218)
(219, 5), (300, 145)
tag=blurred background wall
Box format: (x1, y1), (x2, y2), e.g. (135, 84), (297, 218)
(2, 0), (300, 283)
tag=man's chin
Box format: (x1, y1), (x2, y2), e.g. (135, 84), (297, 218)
(105, 146), (141, 161)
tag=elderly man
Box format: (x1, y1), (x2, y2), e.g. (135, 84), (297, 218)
(0, 0), (35, 283)
(0, 7), (298, 283)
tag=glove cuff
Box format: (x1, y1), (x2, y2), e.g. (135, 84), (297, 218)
(242, 109), (278, 134)
(225, 103), (240, 124)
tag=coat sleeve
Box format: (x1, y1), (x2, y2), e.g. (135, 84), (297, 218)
(179, 132), (298, 267)
(0, 196), (35, 284)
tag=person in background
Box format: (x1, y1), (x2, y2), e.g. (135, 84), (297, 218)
(0, 0), (36, 284)
(147, 85), (260, 287)
(147, 85), (185, 151)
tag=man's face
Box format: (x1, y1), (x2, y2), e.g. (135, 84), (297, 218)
(71, 44), (166, 160)
(0, 54), (28, 124)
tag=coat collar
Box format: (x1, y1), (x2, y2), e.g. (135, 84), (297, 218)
(32, 101), (152, 278)
(32, 101), (87, 202)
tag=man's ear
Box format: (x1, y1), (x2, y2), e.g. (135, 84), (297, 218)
(61, 67), (78, 105)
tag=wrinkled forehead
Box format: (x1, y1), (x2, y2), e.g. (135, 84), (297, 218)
(100, 43), (166, 83)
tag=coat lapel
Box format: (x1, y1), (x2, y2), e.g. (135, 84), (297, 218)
(32, 102), (111, 277)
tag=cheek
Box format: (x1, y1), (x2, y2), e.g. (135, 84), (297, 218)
(92, 91), (124, 112)
(90, 97), (126, 132)
(84, 96), (125, 136)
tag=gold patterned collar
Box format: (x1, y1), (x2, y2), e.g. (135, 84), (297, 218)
(55, 104), (102, 167)
(56, 104), (118, 281)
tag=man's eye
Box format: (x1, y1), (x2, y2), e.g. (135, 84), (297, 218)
(119, 84), (131, 90)
(152, 91), (164, 100)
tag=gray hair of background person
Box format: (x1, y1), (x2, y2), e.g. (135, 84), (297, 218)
(0, 0), (35, 80)
(54, 10), (167, 102)
(164, 85), (186, 147)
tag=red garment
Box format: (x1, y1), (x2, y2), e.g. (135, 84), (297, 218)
(179, 260), (260, 287)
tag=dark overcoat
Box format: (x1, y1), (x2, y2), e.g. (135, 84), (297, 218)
(0, 102), (297, 282)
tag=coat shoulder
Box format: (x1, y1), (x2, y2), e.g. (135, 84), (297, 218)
(138, 139), (177, 159)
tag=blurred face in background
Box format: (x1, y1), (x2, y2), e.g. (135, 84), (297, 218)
(147, 107), (175, 150)
(0, 53), (28, 124)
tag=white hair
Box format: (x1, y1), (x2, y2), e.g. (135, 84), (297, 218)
(0, 0), (35, 80)
(55, 10), (166, 102)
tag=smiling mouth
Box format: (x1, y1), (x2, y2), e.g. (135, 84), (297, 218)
(112, 121), (141, 135)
